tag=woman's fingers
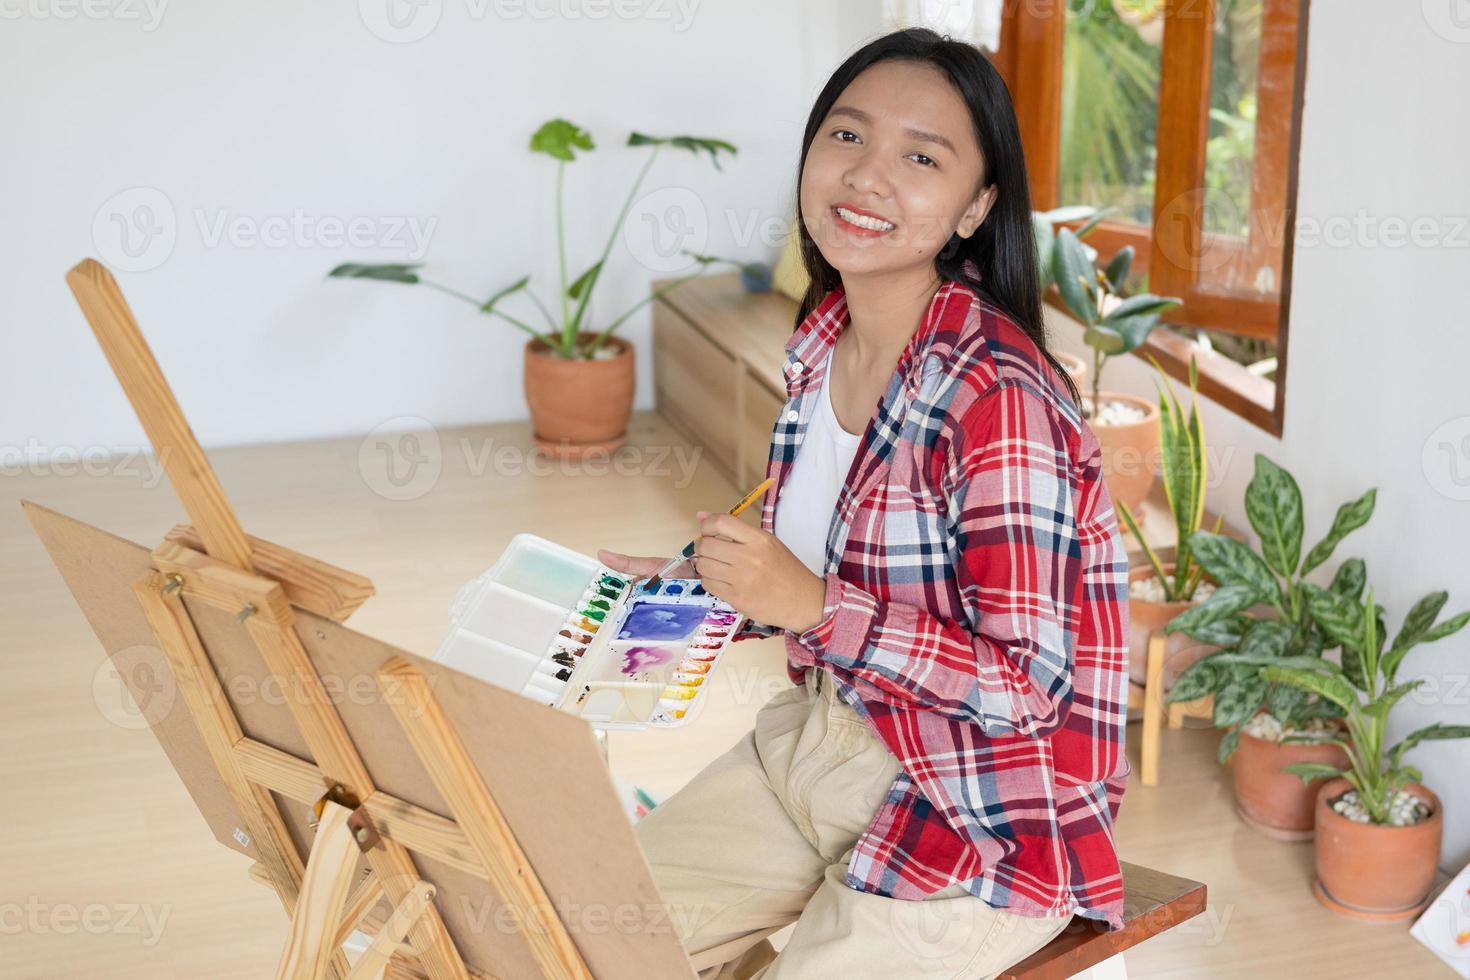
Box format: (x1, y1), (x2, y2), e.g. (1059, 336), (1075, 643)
(597, 549), (695, 579)
(596, 549), (663, 576)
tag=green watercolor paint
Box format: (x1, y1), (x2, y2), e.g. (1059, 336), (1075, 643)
(578, 607), (607, 622)
(599, 573), (627, 590)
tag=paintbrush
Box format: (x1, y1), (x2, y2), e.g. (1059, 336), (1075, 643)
(641, 477), (776, 593)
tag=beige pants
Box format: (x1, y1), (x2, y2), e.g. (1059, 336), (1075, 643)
(635, 668), (1072, 979)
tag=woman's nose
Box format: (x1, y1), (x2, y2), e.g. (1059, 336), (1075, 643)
(843, 151), (894, 199)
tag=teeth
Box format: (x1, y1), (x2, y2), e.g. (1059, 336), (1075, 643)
(835, 206), (894, 231)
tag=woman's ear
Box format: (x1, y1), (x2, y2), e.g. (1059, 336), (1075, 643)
(956, 183), (998, 240)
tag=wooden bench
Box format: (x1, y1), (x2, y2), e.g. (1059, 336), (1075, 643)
(999, 862), (1206, 979)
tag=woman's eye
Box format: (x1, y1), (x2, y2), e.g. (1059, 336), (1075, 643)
(833, 129), (859, 143)
(910, 153), (936, 168)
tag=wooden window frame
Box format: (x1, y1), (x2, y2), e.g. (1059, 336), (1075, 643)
(996, 0), (1312, 436)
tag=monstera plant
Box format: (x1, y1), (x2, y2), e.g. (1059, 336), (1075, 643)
(328, 118), (741, 457)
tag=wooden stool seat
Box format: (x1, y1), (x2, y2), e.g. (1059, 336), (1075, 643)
(999, 862), (1205, 979)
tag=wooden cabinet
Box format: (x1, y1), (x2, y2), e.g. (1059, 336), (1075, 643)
(652, 302), (738, 470)
(652, 274), (798, 498)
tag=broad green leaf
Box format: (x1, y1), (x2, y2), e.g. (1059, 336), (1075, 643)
(1329, 557), (1366, 599)
(530, 118), (595, 161)
(1177, 613), (1250, 647)
(1388, 723), (1470, 769)
(1083, 323), (1124, 354)
(1419, 609), (1470, 645)
(1103, 245), (1134, 291)
(1107, 312), (1166, 353)
(1305, 585), (1365, 651)
(1165, 583), (1260, 636)
(1217, 727), (1241, 763)
(1186, 531), (1281, 601)
(1261, 665), (1357, 711)
(1104, 293), (1179, 321)
(628, 132), (738, 171)
(1267, 681), (1307, 722)
(1053, 229), (1098, 325)
(1301, 488), (1377, 575)
(1236, 619), (1295, 661)
(1033, 216), (1056, 291)
(1214, 674), (1268, 727)
(1165, 658), (1222, 703)
(1365, 679), (1424, 720)
(327, 262), (422, 283)
(1211, 652), (1340, 674)
(1244, 455), (1303, 578)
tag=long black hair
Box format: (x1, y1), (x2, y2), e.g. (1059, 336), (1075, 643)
(793, 27), (1080, 410)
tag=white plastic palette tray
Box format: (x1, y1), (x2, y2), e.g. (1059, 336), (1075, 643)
(431, 533), (745, 730)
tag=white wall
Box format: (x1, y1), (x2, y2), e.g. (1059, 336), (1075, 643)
(0, 0), (879, 459)
(1051, 0), (1470, 870)
(6, 0), (1467, 869)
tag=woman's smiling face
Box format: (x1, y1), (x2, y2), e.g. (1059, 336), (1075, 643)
(800, 59), (996, 277)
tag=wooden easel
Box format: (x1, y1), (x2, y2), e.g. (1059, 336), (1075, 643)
(29, 259), (691, 979)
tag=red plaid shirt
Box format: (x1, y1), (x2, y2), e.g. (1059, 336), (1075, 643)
(733, 264), (1131, 929)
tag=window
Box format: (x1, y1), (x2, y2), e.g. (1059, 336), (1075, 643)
(995, 0), (1310, 435)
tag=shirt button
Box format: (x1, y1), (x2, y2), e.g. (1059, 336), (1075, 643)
(785, 409), (799, 423)
(790, 360), (804, 374)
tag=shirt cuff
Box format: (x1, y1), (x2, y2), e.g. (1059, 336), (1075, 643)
(794, 572), (854, 660)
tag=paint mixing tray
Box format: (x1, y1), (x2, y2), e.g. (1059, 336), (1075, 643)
(431, 533), (745, 730)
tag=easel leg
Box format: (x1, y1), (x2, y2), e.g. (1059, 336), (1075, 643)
(346, 882), (436, 980)
(377, 658), (593, 980)
(276, 802), (361, 980)
(1141, 633), (1166, 787)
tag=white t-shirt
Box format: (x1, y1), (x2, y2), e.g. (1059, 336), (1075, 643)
(774, 349), (864, 577)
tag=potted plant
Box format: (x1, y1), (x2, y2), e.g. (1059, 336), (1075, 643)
(1051, 225), (1181, 512)
(1033, 204), (1113, 392)
(1164, 454), (1376, 838)
(1255, 586), (1469, 919)
(1116, 354), (1226, 704)
(329, 118), (742, 458)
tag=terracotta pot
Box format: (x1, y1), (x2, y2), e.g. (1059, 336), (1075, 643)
(1233, 725), (1350, 841)
(1054, 351), (1087, 391)
(1088, 391), (1159, 515)
(1127, 561), (1220, 690)
(1312, 778), (1443, 921)
(523, 333), (635, 458)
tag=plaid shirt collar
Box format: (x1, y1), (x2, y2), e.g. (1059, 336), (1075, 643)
(780, 260), (983, 404)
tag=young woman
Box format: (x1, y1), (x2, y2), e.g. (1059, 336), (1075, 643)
(598, 28), (1131, 979)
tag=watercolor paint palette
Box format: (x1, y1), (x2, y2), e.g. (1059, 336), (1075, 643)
(431, 533), (745, 730)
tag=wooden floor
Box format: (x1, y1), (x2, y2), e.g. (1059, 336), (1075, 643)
(0, 411), (1447, 978)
